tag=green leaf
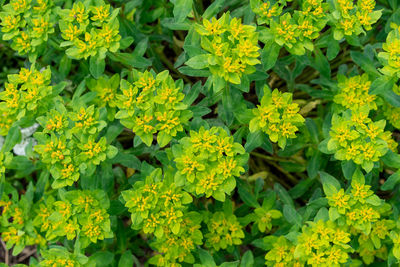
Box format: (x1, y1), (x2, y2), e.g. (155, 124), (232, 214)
(222, 88), (234, 126)
(202, 0), (224, 20)
(382, 172), (400, 191)
(369, 76), (395, 95)
(283, 204), (302, 228)
(240, 250), (254, 267)
(383, 89), (400, 107)
(183, 81), (202, 106)
(157, 131), (172, 147)
(132, 37), (147, 57)
(350, 50), (380, 77)
(105, 124), (124, 143)
(244, 130), (264, 152)
(315, 207), (329, 222)
(12, 244), (25, 256)
(327, 38), (340, 60)
(108, 52), (152, 69)
(305, 118), (319, 143)
(289, 178), (315, 199)
(388, 0), (398, 9)
(101, 163), (114, 193)
(118, 251), (134, 267)
(173, 0), (193, 22)
(88, 251), (114, 267)
(198, 248), (216, 267)
(237, 180), (260, 208)
(59, 54), (72, 78)
(274, 183), (294, 207)
(185, 54), (209, 69)
(72, 79), (87, 101)
(110, 152), (141, 170)
(120, 37), (134, 50)
(261, 41), (280, 71)
(366, 194), (382, 206)
(213, 190), (225, 202)
(89, 55), (105, 79)
(319, 171), (341, 196)
(1, 125), (21, 152)
(106, 145), (118, 159)
(382, 150), (400, 168)
(313, 48), (330, 78)
(341, 160), (356, 180)
(178, 66), (210, 77)
(307, 151), (322, 179)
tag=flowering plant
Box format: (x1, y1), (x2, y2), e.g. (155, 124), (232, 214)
(2, 0), (400, 266)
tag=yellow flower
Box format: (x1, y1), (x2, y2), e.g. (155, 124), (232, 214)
(14, 207), (24, 224)
(61, 164), (75, 179)
(203, 17), (226, 35)
(91, 5), (110, 22)
(276, 20), (297, 43)
(1, 15), (20, 32)
(15, 31), (31, 53)
(70, 3), (87, 24)
(32, 16), (49, 36)
(64, 24), (81, 41)
(11, 0), (29, 13)
(328, 189), (350, 212)
(351, 182), (372, 202)
(84, 223), (101, 238)
(229, 17), (245, 39)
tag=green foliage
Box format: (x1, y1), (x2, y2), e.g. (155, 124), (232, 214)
(1, 0), (400, 266)
(171, 126), (247, 201)
(116, 70), (192, 147)
(188, 12), (260, 89)
(250, 87), (305, 148)
(204, 210), (244, 251)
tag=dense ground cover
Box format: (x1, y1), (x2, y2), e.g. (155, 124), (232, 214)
(1, 0), (400, 266)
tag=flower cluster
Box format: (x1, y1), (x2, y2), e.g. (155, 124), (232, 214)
(171, 126), (247, 201)
(384, 103), (400, 130)
(250, 0), (286, 26)
(249, 196), (282, 233)
(87, 74), (119, 119)
(122, 169), (193, 238)
(33, 190), (112, 248)
(324, 108), (396, 172)
(0, 193), (45, 256)
(379, 26), (400, 78)
(58, 0), (121, 60)
(333, 74), (377, 111)
(204, 211), (244, 251)
(39, 247), (88, 267)
(264, 236), (303, 266)
(0, 65), (54, 135)
(332, 0), (382, 40)
(0, 0), (56, 56)
(116, 70), (192, 147)
(252, 0), (381, 55)
(191, 12), (260, 87)
(35, 101), (117, 188)
(294, 220), (352, 266)
(250, 87), (305, 149)
(260, 0), (327, 54)
(149, 212), (203, 266)
(264, 171), (400, 266)
(322, 171), (396, 264)
(326, 171), (389, 232)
